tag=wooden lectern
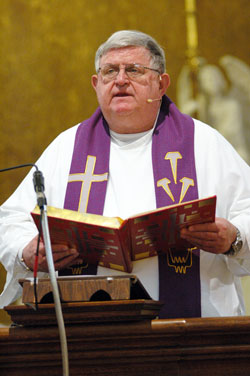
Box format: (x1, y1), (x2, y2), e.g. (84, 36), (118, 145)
(13, 275), (162, 324)
(1, 276), (250, 375)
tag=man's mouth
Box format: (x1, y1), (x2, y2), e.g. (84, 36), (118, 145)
(113, 93), (132, 98)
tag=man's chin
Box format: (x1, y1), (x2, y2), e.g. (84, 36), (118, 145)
(111, 104), (135, 115)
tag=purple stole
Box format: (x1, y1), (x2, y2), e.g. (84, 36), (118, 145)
(63, 95), (201, 318)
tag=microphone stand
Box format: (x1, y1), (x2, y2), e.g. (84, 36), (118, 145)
(1, 164), (69, 375)
(33, 170), (69, 376)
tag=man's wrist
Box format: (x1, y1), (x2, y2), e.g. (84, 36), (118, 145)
(18, 249), (31, 271)
(224, 227), (243, 256)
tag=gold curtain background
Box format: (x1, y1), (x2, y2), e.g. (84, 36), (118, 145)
(1, 0), (250, 324)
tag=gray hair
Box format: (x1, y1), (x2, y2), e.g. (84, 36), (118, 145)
(94, 30), (166, 74)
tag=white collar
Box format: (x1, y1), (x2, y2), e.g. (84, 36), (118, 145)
(109, 108), (160, 147)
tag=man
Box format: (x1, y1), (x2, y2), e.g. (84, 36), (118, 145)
(0, 30), (250, 318)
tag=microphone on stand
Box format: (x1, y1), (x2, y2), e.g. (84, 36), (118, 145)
(0, 162), (69, 375)
(147, 98), (162, 103)
(33, 169), (46, 209)
(32, 170), (69, 375)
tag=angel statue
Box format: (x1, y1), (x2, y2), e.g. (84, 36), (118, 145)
(177, 55), (250, 164)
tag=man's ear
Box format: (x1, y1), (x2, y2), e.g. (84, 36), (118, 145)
(91, 75), (98, 90)
(159, 73), (170, 95)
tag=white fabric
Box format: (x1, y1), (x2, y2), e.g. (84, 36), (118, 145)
(1, 118), (250, 317)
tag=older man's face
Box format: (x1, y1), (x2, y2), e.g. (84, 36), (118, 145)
(91, 46), (169, 133)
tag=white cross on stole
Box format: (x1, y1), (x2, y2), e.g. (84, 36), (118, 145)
(68, 155), (108, 213)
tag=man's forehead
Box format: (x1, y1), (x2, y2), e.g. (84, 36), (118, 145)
(100, 46), (151, 64)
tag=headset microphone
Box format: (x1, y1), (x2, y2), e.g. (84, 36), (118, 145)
(147, 98), (162, 103)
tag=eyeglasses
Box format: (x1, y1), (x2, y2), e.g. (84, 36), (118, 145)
(98, 63), (161, 82)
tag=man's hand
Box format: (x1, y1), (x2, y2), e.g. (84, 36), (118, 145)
(22, 235), (82, 272)
(180, 217), (237, 254)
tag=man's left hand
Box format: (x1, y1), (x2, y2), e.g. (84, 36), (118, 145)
(180, 217), (237, 254)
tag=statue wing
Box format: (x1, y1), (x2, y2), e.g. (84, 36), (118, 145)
(219, 55), (250, 163)
(219, 55), (250, 100)
(176, 57), (207, 115)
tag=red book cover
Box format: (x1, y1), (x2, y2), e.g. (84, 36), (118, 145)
(31, 208), (133, 273)
(31, 195), (216, 273)
(128, 195), (216, 260)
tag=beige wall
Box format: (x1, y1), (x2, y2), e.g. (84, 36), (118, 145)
(0, 0), (249, 323)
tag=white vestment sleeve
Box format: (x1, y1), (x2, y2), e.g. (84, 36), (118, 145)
(194, 119), (250, 275)
(0, 125), (78, 308)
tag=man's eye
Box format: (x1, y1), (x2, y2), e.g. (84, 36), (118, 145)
(127, 67), (140, 74)
(103, 67), (117, 75)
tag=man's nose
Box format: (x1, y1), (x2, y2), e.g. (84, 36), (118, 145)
(115, 67), (129, 84)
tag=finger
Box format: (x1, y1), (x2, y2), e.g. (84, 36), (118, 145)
(184, 235), (214, 247)
(181, 228), (218, 241)
(187, 222), (219, 232)
(182, 234), (227, 254)
(52, 248), (79, 263)
(51, 244), (77, 253)
(37, 251), (80, 272)
(54, 253), (82, 270)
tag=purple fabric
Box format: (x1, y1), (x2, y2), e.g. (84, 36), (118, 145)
(152, 96), (200, 318)
(63, 95), (201, 318)
(152, 96), (198, 206)
(64, 108), (110, 214)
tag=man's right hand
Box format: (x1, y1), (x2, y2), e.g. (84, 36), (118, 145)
(22, 235), (82, 272)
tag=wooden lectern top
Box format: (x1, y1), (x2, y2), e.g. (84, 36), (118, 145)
(4, 275), (163, 325)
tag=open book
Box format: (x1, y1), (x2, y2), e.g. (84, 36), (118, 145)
(31, 195), (216, 273)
